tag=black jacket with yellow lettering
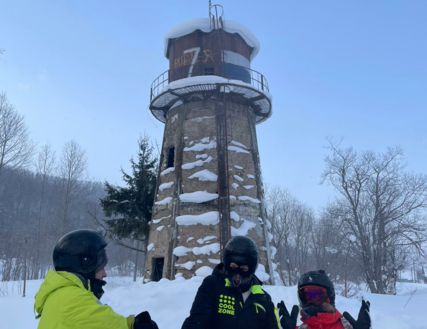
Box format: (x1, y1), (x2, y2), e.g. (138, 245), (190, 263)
(181, 263), (279, 329)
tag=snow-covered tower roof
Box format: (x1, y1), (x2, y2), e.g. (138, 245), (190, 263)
(149, 10), (272, 125)
(164, 18), (261, 62)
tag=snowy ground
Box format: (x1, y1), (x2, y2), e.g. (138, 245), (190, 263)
(1, 275), (426, 329)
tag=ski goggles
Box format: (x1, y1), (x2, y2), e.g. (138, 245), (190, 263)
(298, 285), (329, 305)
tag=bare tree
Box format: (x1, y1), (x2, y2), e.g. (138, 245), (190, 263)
(265, 186), (291, 284)
(322, 139), (427, 294)
(311, 205), (364, 295)
(311, 206), (348, 272)
(266, 186), (314, 285)
(0, 92), (34, 176)
(33, 143), (56, 279)
(58, 140), (88, 236)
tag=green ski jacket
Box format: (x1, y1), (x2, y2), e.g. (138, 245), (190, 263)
(34, 270), (134, 329)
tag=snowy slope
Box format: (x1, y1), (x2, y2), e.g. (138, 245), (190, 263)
(1, 276), (426, 329)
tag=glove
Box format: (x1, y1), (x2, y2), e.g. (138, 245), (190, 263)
(343, 300), (371, 329)
(134, 311), (159, 329)
(277, 301), (299, 329)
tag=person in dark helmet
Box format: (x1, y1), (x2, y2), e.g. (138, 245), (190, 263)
(278, 270), (372, 329)
(34, 229), (158, 329)
(181, 236), (280, 329)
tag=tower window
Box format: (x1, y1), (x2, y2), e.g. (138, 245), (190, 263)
(204, 67), (215, 75)
(152, 257), (164, 282)
(167, 147), (175, 168)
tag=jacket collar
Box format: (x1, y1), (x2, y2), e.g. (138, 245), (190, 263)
(34, 270), (89, 318)
(70, 272), (89, 290)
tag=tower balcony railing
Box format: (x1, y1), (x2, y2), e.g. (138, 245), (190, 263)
(150, 63), (269, 101)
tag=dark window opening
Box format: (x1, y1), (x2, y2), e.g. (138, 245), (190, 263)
(204, 67), (215, 75)
(224, 63), (251, 84)
(152, 257), (164, 282)
(173, 256), (179, 277)
(167, 147), (175, 168)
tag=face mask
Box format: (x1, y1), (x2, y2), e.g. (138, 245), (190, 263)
(225, 256), (253, 292)
(228, 268), (252, 291)
(91, 279), (107, 300)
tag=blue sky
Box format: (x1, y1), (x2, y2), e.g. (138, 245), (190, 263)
(1, 0), (426, 211)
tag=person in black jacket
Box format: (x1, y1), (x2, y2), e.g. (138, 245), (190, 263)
(181, 236), (279, 329)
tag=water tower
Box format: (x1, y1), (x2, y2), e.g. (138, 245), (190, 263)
(144, 5), (275, 283)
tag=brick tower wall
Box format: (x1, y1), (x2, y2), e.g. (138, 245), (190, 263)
(144, 100), (271, 281)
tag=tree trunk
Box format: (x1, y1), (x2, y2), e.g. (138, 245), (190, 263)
(133, 240), (141, 282)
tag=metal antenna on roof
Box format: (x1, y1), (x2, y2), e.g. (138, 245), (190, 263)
(209, 4), (224, 30)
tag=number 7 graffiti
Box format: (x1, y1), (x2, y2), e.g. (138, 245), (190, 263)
(183, 47), (201, 77)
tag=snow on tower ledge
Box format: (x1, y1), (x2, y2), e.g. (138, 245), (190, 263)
(164, 18), (261, 62)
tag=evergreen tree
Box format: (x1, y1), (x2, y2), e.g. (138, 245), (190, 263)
(100, 136), (158, 247)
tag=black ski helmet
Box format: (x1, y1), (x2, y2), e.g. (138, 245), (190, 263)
(53, 229), (108, 278)
(223, 236), (259, 275)
(298, 270), (335, 306)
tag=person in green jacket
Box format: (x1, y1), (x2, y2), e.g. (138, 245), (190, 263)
(34, 229), (158, 329)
